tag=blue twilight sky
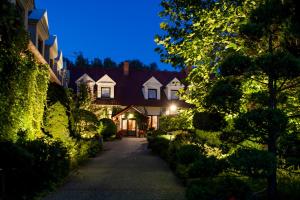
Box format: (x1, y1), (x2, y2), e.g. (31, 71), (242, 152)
(35, 0), (173, 70)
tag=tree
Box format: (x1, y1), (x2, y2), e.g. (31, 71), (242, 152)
(75, 52), (89, 67)
(91, 57), (103, 68)
(149, 62), (158, 71)
(103, 57), (117, 68)
(156, 0), (300, 199)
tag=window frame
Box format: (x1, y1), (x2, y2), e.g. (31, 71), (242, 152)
(148, 89), (157, 100)
(170, 90), (179, 100)
(101, 87), (111, 98)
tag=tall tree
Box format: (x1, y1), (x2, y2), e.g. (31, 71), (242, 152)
(75, 52), (89, 67)
(103, 57), (117, 68)
(91, 57), (103, 68)
(156, 0), (300, 199)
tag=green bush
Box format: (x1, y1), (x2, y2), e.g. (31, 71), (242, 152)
(98, 118), (117, 140)
(159, 110), (193, 132)
(228, 148), (276, 178)
(176, 144), (202, 165)
(189, 156), (227, 178)
(186, 177), (252, 200)
(148, 136), (170, 159)
(0, 138), (70, 199)
(87, 139), (103, 157)
(193, 112), (227, 132)
(19, 139), (70, 189)
(147, 129), (167, 137)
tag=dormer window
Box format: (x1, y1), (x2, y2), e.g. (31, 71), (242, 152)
(142, 76), (163, 100)
(165, 78), (184, 100)
(75, 73), (95, 96)
(148, 89), (157, 100)
(171, 90), (179, 100)
(101, 87), (111, 98)
(96, 74), (116, 99)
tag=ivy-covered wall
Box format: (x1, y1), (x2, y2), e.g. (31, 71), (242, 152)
(0, 1), (49, 141)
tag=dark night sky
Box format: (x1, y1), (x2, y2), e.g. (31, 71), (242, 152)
(35, 0), (173, 70)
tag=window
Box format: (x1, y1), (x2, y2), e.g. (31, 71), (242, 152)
(148, 116), (158, 129)
(171, 90), (179, 100)
(148, 89), (157, 99)
(101, 87), (111, 98)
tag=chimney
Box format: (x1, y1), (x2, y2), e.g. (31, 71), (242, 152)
(123, 61), (129, 76)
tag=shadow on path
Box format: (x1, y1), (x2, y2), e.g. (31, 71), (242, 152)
(43, 138), (186, 200)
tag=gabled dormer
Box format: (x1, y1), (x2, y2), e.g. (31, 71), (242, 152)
(143, 76), (163, 100)
(28, 9), (49, 57)
(55, 50), (63, 71)
(75, 73), (95, 95)
(45, 35), (58, 69)
(96, 74), (116, 99)
(165, 77), (184, 100)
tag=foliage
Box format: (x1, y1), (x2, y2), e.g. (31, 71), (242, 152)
(186, 177), (252, 200)
(189, 156), (226, 178)
(159, 109), (193, 132)
(193, 112), (226, 132)
(0, 0), (49, 141)
(0, 138), (70, 199)
(72, 52), (159, 70)
(147, 136), (170, 159)
(98, 118), (117, 140)
(157, 0), (300, 198)
(44, 102), (71, 142)
(176, 144), (202, 165)
(228, 148), (276, 178)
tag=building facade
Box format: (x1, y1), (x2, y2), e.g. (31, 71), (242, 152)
(9, 0), (68, 86)
(70, 62), (189, 136)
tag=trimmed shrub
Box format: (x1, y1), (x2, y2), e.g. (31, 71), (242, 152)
(148, 136), (170, 159)
(98, 118), (117, 140)
(228, 148), (276, 178)
(0, 138), (70, 199)
(193, 112), (227, 132)
(186, 177), (252, 200)
(176, 144), (202, 165)
(189, 156), (227, 178)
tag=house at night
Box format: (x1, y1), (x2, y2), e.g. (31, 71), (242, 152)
(69, 62), (190, 136)
(9, 0), (68, 87)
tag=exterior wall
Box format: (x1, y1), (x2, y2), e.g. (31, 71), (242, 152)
(143, 77), (162, 100)
(96, 75), (116, 99)
(165, 78), (184, 100)
(28, 24), (37, 45)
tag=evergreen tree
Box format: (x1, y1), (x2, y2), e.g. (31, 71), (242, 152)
(156, 0), (300, 199)
(75, 52), (89, 67)
(91, 57), (103, 68)
(103, 57), (117, 68)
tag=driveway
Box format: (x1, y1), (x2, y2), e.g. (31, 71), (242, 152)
(43, 138), (186, 200)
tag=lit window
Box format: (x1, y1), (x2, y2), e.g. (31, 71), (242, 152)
(148, 116), (158, 129)
(101, 87), (110, 98)
(148, 89), (157, 99)
(171, 90), (179, 100)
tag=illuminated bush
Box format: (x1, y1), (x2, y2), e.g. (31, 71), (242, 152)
(98, 118), (117, 139)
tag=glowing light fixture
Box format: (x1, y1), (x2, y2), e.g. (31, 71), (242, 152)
(170, 104), (177, 112)
(128, 113), (134, 119)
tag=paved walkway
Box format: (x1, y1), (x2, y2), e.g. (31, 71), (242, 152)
(44, 138), (186, 200)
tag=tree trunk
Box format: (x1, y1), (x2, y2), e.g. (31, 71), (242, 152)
(267, 32), (278, 200)
(267, 129), (277, 200)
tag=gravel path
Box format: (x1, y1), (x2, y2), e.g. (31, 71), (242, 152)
(43, 138), (186, 200)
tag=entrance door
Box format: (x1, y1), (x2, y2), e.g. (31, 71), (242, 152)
(127, 119), (136, 136)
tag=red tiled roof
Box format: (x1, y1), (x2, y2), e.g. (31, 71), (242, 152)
(69, 67), (190, 108)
